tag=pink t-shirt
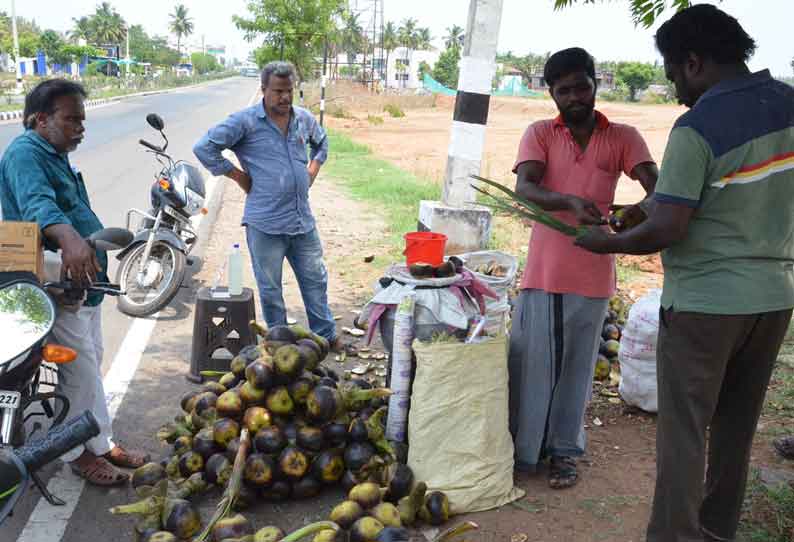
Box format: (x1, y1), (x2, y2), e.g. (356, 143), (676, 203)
(513, 111), (654, 298)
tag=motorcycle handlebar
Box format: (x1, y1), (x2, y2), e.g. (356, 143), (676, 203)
(14, 411), (100, 472)
(139, 139), (162, 152)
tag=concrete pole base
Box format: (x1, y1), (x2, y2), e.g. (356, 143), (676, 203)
(418, 200), (492, 254)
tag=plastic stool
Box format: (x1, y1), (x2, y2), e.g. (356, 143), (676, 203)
(188, 287), (256, 382)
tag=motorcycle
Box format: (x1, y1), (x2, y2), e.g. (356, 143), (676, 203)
(0, 411), (100, 525)
(0, 228), (130, 505)
(116, 113), (207, 317)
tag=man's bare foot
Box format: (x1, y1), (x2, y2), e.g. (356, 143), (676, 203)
(70, 451), (128, 486)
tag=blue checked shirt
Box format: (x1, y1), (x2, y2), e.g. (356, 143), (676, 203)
(0, 130), (108, 306)
(193, 101), (328, 235)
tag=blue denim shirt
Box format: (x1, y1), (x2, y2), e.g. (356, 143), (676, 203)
(193, 101), (328, 236)
(0, 130), (108, 306)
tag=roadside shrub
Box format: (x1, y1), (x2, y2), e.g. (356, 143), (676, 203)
(367, 115), (384, 125)
(383, 103), (405, 118)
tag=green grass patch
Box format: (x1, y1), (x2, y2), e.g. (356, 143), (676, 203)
(367, 114), (384, 125)
(383, 103), (405, 118)
(324, 130), (440, 254)
(617, 261), (641, 284)
(739, 470), (794, 542)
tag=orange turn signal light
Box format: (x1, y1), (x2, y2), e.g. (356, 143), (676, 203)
(200, 208), (208, 215)
(42, 344), (78, 364)
(159, 179), (171, 190)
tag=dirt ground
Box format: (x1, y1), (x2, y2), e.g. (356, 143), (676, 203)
(182, 92), (793, 541)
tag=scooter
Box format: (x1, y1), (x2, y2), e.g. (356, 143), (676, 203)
(0, 227), (131, 505)
(115, 113), (207, 317)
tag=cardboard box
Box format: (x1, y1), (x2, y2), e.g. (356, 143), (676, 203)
(0, 221), (43, 277)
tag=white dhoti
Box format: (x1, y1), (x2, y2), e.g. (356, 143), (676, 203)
(50, 305), (115, 462)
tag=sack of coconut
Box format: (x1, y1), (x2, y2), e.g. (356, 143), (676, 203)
(407, 334), (524, 513)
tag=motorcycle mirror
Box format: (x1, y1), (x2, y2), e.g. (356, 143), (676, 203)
(88, 228), (134, 251)
(0, 281), (56, 363)
(146, 113), (165, 132)
(0, 452), (28, 526)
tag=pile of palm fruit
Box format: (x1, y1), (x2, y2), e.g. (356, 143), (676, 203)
(594, 296), (629, 381)
(111, 322), (459, 541)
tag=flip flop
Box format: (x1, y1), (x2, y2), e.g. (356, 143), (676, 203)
(549, 456), (579, 489)
(70, 456), (129, 486)
(773, 435), (794, 460)
(104, 445), (151, 469)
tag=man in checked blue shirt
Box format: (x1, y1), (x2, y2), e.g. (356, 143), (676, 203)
(193, 61), (340, 349)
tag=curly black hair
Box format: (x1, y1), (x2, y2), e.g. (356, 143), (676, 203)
(543, 47), (596, 88)
(23, 78), (87, 130)
(655, 4), (756, 65)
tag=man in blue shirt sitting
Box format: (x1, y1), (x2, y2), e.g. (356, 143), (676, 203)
(194, 61), (341, 350)
(0, 79), (149, 485)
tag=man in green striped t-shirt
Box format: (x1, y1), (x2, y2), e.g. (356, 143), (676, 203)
(576, 5), (794, 542)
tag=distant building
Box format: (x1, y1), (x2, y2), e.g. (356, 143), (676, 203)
(521, 70), (616, 90)
(325, 46), (441, 89)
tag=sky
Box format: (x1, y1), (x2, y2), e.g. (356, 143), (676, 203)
(11, 0), (794, 77)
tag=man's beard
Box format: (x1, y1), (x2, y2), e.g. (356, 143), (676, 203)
(560, 103), (594, 126)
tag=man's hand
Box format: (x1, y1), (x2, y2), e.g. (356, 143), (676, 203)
(227, 168), (251, 194)
(608, 201), (649, 232)
(60, 234), (101, 286)
(567, 196), (605, 225)
(307, 160), (321, 186)
(574, 226), (616, 254)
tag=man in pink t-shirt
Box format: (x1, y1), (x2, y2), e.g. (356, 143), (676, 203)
(507, 48), (657, 489)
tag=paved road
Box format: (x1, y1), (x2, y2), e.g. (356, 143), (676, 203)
(2, 76), (260, 541)
(0, 76), (258, 375)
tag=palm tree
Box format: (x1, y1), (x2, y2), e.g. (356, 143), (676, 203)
(340, 10), (364, 68)
(444, 25), (464, 50)
(169, 3), (194, 59)
(69, 16), (93, 43)
(397, 18), (418, 88)
(91, 2), (126, 44)
(416, 28), (432, 51)
(382, 21), (398, 88)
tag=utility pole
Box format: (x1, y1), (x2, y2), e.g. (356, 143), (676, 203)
(11, 0), (22, 93)
(417, 0), (504, 253)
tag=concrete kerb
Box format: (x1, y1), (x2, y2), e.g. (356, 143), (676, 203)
(0, 76), (237, 123)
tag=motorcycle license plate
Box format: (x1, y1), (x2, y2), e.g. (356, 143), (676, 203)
(0, 391), (21, 410)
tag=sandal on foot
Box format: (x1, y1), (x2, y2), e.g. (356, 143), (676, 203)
(70, 455), (129, 486)
(104, 445), (151, 469)
(549, 456), (579, 489)
(773, 435), (794, 460)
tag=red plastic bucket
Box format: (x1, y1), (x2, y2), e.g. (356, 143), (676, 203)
(403, 232), (447, 266)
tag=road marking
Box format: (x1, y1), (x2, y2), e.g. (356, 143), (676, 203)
(15, 80), (263, 542)
(16, 315), (157, 542)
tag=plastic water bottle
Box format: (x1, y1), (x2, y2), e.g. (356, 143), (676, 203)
(228, 244), (242, 296)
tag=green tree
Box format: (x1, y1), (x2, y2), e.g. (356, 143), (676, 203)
(382, 21), (398, 88)
(233, 0), (345, 80)
(397, 18), (418, 87)
(91, 2), (126, 45)
(418, 60), (431, 80)
(616, 61), (655, 101)
(339, 9), (364, 66)
(433, 44), (461, 88)
(169, 3), (194, 59)
(0, 11), (41, 58)
(69, 16), (93, 43)
(791, 56), (794, 76)
(38, 30), (66, 67)
(553, 0), (719, 28)
(444, 25), (464, 50)
(416, 27), (432, 51)
(190, 52), (220, 74)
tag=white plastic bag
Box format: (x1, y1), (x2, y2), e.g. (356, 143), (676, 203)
(618, 289), (661, 412)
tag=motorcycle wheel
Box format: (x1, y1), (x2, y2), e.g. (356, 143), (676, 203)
(116, 241), (186, 317)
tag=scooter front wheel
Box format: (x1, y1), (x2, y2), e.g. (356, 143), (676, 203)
(116, 241), (186, 317)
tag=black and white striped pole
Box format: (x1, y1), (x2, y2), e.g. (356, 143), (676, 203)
(418, 0), (504, 253)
